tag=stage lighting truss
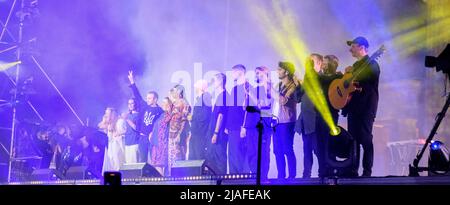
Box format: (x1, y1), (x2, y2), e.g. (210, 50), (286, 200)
(1, 0), (86, 183)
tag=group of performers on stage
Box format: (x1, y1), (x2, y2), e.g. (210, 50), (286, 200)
(98, 36), (380, 179)
(30, 37), (379, 180)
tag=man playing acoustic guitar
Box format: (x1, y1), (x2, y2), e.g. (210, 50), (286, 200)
(342, 36), (380, 177)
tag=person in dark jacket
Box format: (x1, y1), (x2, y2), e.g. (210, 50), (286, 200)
(226, 64), (249, 174)
(188, 80), (212, 160)
(127, 71), (164, 163)
(295, 54), (324, 178)
(342, 37), (380, 177)
(205, 73), (229, 175)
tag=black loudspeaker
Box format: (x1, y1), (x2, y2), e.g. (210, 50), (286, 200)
(31, 169), (63, 181)
(171, 160), (206, 177)
(65, 166), (88, 180)
(119, 163), (161, 178)
(104, 171), (121, 185)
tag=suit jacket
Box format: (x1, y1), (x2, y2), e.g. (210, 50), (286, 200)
(295, 77), (317, 135)
(295, 71), (343, 135)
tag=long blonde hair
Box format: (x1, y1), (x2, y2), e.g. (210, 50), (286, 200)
(99, 107), (118, 133)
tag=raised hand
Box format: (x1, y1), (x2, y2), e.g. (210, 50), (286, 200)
(128, 70), (135, 84)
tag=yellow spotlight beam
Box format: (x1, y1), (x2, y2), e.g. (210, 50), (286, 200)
(247, 0), (339, 135)
(391, 16), (450, 57)
(302, 59), (339, 135)
(0, 61), (21, 71)
(250, 1), (299, 66)
(272, 0), (339, 135)
(388, 0), (450, 57)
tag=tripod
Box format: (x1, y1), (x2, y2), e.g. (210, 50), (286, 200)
(409, 75), (450, 176)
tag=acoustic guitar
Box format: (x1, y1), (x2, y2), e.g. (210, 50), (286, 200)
(328, 45), (386, 110)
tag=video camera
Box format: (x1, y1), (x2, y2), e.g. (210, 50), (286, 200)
(425, 44), (450, 75)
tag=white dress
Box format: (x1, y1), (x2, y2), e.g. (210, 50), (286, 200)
(101, 120), (126, 173)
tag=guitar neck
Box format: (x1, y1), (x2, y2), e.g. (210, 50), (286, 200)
(352, 56), (376, 80)
(352, 46), (384, 79)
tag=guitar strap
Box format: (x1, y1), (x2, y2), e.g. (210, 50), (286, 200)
(279, 81), (292, 96)
(353, 55), (372, 81)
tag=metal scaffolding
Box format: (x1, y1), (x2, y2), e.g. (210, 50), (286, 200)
(0, 0), (85, 183)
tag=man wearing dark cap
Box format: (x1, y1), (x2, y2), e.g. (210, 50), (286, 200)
(343, 36), (380, 177)
(272, 61), (298, 179)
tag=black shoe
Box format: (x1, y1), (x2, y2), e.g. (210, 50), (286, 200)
(302, 172), (311, 179)
(345, 171), (359, 178)
(362, 170), (372, 177)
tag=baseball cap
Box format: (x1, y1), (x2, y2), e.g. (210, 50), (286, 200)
(346, 36), (369, 48)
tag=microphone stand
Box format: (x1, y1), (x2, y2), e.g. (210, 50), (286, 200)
(256, 116), (263, 186)
(246, 106), (277, 185)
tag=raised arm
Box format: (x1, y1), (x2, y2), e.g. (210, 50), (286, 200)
(128, 70), (146, 106)
(98, 115), (109, 131)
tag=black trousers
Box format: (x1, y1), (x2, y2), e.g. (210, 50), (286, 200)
(302, 131), (323, 178)
(315, 112), (340, 178)
(228, 129), (246, 174)
(188, 131), (208, 160)
(273, 122), (297, 179)
(206, 133), (228, 175)
(138, 135), (150, 163)
(348, 114), (375, 176)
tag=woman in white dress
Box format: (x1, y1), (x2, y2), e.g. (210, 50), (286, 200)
(98, 107), (125, 172)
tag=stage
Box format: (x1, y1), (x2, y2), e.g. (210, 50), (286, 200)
(2, 1), (450, 195)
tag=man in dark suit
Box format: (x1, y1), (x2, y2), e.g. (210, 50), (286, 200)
(295, 54), (324, 178)
(317, 55), (344, 177)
